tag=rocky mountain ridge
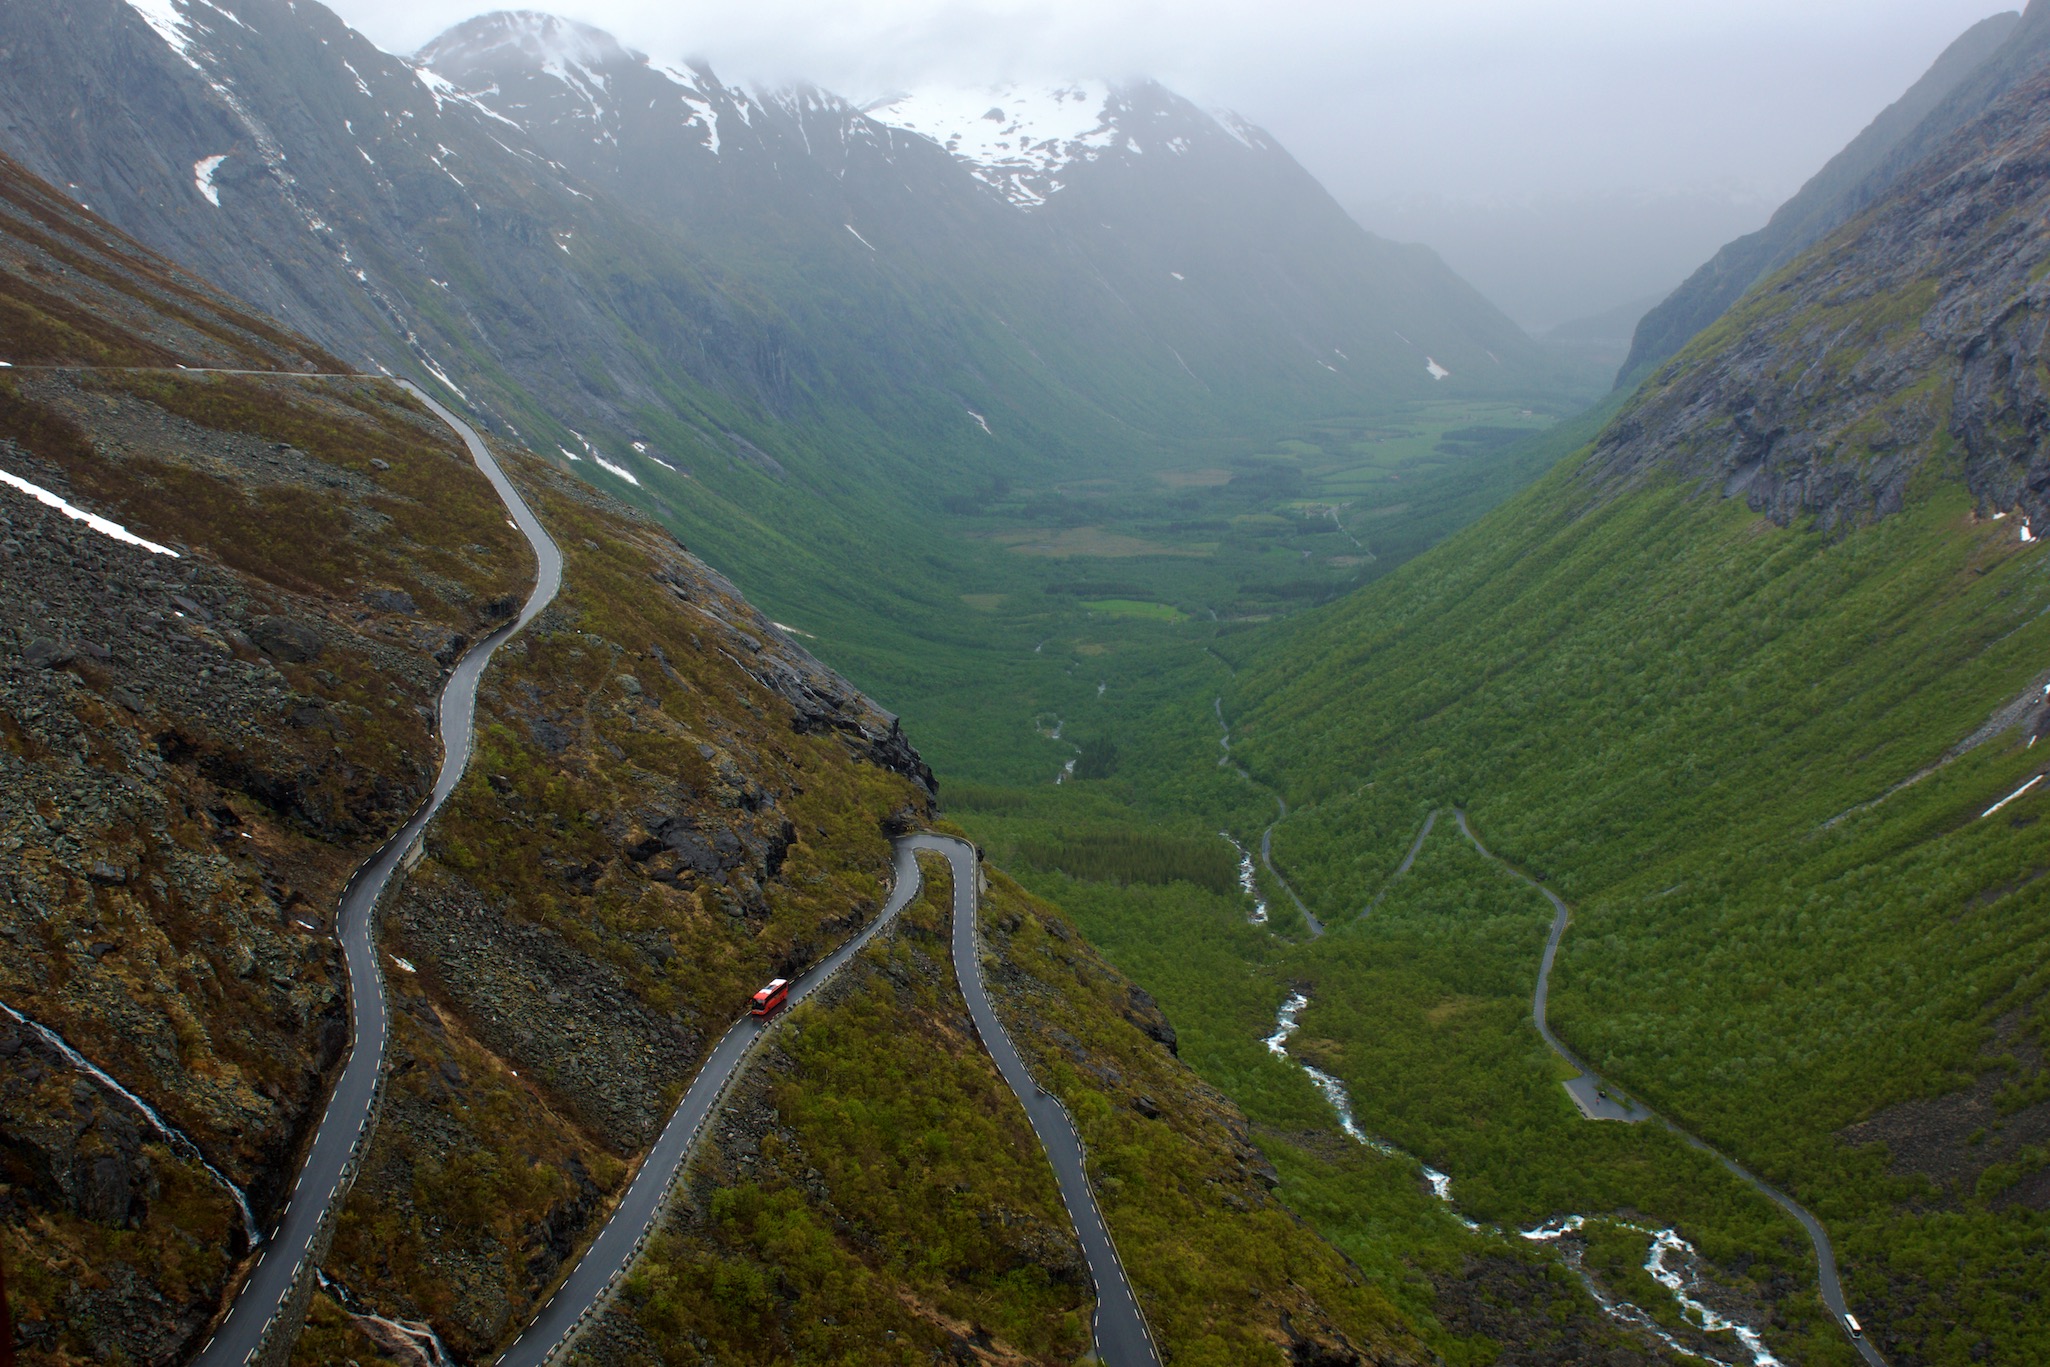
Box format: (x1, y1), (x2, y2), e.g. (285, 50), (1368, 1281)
(1617, 4), (2046, 384)
(1588, 57), (2050, 533)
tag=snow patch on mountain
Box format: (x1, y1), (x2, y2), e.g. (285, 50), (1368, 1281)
(123, 0), (204, 69)
(410, 65), (524, 130)
(866, 82), (1117, 208)
(1212, 109), (1268, 151)
(655, 65), (723, 155)
(123, 0), (255, 68)
(0, 466), (180, 558)
(342, 60), (376, 101)
(192, 154), (227, 205)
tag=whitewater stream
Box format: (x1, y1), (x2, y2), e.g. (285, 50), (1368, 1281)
(1038, 715), (1081, 784)
(1263, 991), (1783, 1366)
(1222, 833), (1270, 923)
(0, 997), (261, 1248)
(1213, 699), (1323, 935)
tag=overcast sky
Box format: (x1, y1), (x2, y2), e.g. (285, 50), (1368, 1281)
(328, 0), (2011, 204)
(324, 0), (2017, 327)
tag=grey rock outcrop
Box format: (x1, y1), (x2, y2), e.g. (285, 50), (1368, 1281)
(1619, 5), (2046, 385)
(650, 559), (938, 797)
(1588, 60), (2050, 533)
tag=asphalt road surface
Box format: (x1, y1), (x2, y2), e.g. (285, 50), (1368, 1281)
(920, 834), (1161, 1367)
(191, 380), (562, 1367)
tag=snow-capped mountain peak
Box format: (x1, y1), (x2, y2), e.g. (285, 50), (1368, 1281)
(418, 11), (638, 126)
(864, 82), (1119, 208)
(418, 10), (633, 75)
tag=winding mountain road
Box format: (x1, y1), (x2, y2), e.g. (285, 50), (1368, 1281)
(145, 371), (1154, 1365)
(1436, 810), (1887, 1367)
(192, 379), (563, 1367)
(1364, 810), (1438, 916)
(490, 838), (937, 1364)
(493, 835), (1159, 1367)
(922, 834), (1161, 1367)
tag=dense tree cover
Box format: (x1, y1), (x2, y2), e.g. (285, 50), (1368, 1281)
(972, 870), (1434, 1366)
(1219, 458), (2050, 1363)
(946, 411), (2050, 1363)
(1009, 826), (1238, 896)
(978, 847), (1715, 1364)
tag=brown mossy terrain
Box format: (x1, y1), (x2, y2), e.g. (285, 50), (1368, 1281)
(313, 450), (936, 1359)
(0, 179), (535, 1362)
(564, 851), (1092, 1367)
(975, 867), (1430, 1367)
(0, 363), (531, 1363)
(0, 362), (537, 1360)
(0, 149), (340, 372)
(290, 1293), (411, 1367)
(0, 1015), (239, 1367)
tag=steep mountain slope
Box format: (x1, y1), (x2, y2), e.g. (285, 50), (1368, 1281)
(0, 0), (1597, 795)
(0, 149), (537, 1363)
(1216, 56), (2050, 1367)
(418, 11), (1542, 408)
(1617, 5), (2034, 384)
(0, 148), (1454, 1367)
(0, 0), (1564, 465)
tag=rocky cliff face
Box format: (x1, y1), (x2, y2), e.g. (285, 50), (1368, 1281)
(1617, 5), (2044, 385)
(1587, 60), (2050, 533)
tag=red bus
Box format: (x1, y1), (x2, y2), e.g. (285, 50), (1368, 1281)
(750, 978), (789, 1018)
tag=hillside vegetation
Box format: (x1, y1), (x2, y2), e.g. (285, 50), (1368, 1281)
(1211, 67), (2050, 1367)
(946, 49), (2050, 1367)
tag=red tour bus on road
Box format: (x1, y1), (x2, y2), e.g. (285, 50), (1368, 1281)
(750, 978), (789, 1018)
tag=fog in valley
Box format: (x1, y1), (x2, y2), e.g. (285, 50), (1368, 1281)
(327, 0), (2010, 331)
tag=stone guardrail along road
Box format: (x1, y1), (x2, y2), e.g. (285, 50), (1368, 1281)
(192, 378), (564, 1367)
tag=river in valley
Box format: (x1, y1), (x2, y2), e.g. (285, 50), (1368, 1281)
(1263, 991), (1783, 1367)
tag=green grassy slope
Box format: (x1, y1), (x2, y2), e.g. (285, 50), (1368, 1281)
(1223, 453), (2050, 1363)
(1221, 450), (2050, 1360)
(948, 376), (2050, 1366)
(940, 69), (2050, 1366)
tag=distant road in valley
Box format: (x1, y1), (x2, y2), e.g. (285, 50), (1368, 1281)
(1444, 810), (1889, 1367)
